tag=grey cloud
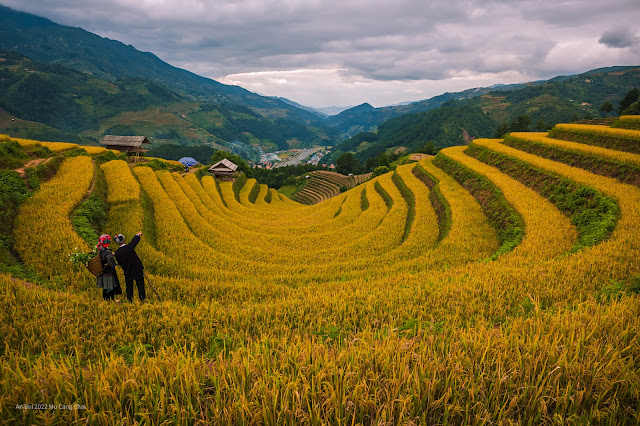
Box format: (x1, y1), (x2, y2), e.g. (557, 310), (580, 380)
(1, 0), (640, 104)
(599, 29), (639, 48)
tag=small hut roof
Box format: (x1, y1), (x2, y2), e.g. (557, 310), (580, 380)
(100, 135), (150, 148)
(209, 158), (238, 172)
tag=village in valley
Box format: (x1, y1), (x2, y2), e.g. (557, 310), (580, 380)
(254, 146), (333, 169)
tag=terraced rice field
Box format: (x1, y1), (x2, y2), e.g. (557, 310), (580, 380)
(291, 170), (372, 205)
(2, 117), (640, 424)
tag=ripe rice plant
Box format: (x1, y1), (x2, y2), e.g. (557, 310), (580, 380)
(554, 123), (640, 139)
(6, 136), (50, 147)
(468, 140), (619, 252)
(82, 146), (108, 155)
(100, 160), (141, 204)
(39, 142), (79, 153)
(437, 145), (577, 261)
(549, 123), (640, 154)
(3, 123), (640, 424)
(144, 156), (184, 167)
(13, 156), (94, 282)
(508, 132), (640, 166)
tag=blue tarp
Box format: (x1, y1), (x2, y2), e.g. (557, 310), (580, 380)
(178, 157), (199, 166)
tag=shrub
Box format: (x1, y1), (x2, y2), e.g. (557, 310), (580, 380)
(371, 165), (391, 178)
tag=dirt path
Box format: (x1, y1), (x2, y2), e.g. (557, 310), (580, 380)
(180, 167), (198, 176)
(13, 157), (52, 178)
(86, 168), (97, 197)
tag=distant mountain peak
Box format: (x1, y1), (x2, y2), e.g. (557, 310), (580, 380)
(339, 103), (374, 114)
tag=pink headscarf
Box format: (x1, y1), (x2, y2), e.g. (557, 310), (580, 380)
(97, 234), (111, 251)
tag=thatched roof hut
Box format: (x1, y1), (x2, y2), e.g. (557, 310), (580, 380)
(100, 135), (151, 154)
(208, 158), (238, 180)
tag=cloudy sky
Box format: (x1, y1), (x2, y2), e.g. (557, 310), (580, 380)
(3, 0), (640, 108)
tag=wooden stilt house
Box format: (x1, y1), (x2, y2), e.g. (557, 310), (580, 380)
(208, 158), (239, 181)
(101, 135), (151, 161)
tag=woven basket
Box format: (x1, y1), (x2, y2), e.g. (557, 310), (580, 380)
(86, 254), (103, 277)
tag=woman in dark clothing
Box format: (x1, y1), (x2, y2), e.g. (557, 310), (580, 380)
(96, 234), (122, 301)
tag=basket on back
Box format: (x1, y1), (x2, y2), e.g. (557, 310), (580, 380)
(86, 254), (103, 276)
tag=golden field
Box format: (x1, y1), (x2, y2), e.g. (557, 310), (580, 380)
(1, 120), (639, 424)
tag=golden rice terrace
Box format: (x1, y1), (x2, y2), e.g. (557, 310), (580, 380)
(1, 117), (640, 424)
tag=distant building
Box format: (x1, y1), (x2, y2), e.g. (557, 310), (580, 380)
(208, 158), (239, 180)
(100, 135), (150, 161)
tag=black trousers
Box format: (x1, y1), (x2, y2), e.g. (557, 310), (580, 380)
(125, 271), (146, 302)
(103, 289), (115, 300)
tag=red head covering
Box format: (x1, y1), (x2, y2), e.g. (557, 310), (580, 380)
(97, 234), (111, 251)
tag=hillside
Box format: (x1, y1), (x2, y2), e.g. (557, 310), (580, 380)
(0, 6), (339, 156)
(0, 5), (323, 123)
(333, 104), (497, 161)
(331, 66), (640, 162)
(289, 170), (372, 205)
(325, 87), (514, 138)
(328, 66), (639, 137)
(0, 50), (336, 157)
(1, 115), (640, 423)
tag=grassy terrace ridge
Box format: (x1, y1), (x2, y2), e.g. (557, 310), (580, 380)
(502, 133), (640, 186)
(548, 123), (640, 154)
(467, 140), (619, 252)
(360, 186), (369, 211)
(373, 179), (393, 210)
(611, 115), (640, 130)
(2, 121), (640, 424)
(433, 151), (524, 259)
(413, 161), (451, 243)
(391, 170), (416, 243)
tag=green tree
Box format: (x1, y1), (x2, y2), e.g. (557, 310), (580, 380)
(147, 143), (217, 164)
(371, 166), (390, 178)
(364, 156), (377, 172)
(619, 88), (639, 114)
(534, 119), (549, 132)
(493, 115), (531, 137)
(600, 101), (614, 116)
(335, 153), (360, 175)
(511, 115), (531, 132)
(416, 141), (437, 155)
(623, 101), (640, 115)
(377, 153), (390, 168)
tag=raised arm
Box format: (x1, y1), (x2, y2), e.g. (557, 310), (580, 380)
(129, 232), (143, 249)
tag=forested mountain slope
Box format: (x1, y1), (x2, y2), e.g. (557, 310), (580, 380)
(332, 66), (640, 161)
(0, 5), (338, 154)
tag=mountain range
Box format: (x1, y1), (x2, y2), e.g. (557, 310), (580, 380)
(0, 5), (338, 158)
(329, 65), (640, 162)
(0, 4), (638, 163)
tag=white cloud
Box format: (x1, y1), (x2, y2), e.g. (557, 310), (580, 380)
(219, 68), (529, 108)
